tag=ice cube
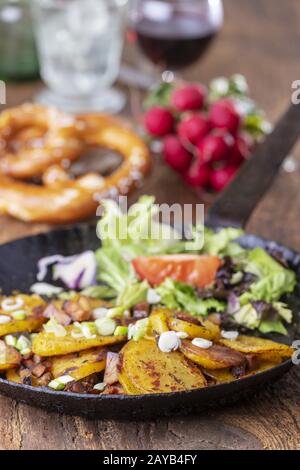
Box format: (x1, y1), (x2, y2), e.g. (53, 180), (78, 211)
(66, 0), (110, 36)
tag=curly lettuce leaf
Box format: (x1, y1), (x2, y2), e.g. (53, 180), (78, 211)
(258, 320), (288, 336)
(240, 248), (296, 304)
(232, 299), (292, 335)
(117, 281), (149, 309)
(202, 227), (245, 257)
(96, 247), (135, 294)
(156, 278), (225, 317)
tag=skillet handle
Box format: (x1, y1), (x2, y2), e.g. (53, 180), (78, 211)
(206, 102), (300, 229)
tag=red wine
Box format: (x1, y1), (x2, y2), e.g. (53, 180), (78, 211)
(133, 14), (219, 69)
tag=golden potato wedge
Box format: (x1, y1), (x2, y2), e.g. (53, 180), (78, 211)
(180, 340), (245, 370)
(148, 308), (170, 335)
(249, 360), (283, 374)
(119, 338), (207, 395)
(219, 336), (293, 358)
(0, 342), (21, 371)
(6, 368), (51, 387)
(6, 368), (22, 383)
(0, 317), (46, 338)
(202, 368), (236, 384)
(0, 294), (46, 314)
(168, 317), (220, 341)
(32, 326), (126, 356)
(50, 347), (106, 381)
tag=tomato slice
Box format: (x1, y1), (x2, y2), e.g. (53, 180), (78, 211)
(132, 254), (222, 288)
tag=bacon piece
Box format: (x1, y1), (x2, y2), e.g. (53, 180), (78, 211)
(104, 352), (120, 386)
(63, 300), (91, 322)
(43, 303), (72, 326)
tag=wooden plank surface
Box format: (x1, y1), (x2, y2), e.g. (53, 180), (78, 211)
(1, 0), (300, 450)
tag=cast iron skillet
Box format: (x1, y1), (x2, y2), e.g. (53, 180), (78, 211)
(0, 103), (300, 419)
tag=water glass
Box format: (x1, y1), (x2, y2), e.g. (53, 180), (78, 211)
(32, 0), (128, 113)
(0, 0), (39, 80)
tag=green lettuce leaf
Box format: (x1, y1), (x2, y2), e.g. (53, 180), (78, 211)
(96, 247), (135, 294)
(202, 227), (245, 257)
(156, 278), (225, 317)
(117, 281), (149, 309)
(80, 285), (116, 299)
(258, 320), (288, 336)
(240, 248), (296, 304)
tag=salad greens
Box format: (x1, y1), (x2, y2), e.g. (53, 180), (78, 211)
(239, 248), (296, 304)
(156, 279), (225, 317)
(46, 196), (296, 337)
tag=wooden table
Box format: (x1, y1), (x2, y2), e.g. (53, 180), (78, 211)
(1, 0), (300, 450)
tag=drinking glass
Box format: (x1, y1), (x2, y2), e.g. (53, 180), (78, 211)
(32, 0), (128, 113)
(0, 0), (39, 80)
(128, 0), (224, 75)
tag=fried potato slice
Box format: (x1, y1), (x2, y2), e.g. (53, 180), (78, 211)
(32, 327), (126, 356)
(0, 294), (46, 315)
(6, 368), (22, 383)
(119, 339), (207, 395)
(180, 340), (245, 370)
(168, 317), (220, 341)
(0, 342), (21, 371)
(0, 294), (46, 337)
(149, 307), (220, 341)
(0, 317), (46, 338)
(148, 308), (170, 336)
(50, 347), (106, 381)
(219, 336), (293, 358)
(202, 368), (236, 384)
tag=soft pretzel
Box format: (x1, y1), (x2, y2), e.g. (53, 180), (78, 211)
(0, 104), (83, 179)
(0, 113), (151, 224)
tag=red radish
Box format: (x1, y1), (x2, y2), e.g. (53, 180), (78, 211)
(132, 254), (222, 288)
(210, 165), (239, 192)
(197, 132), (234, 164)
(178, 114), (210, 145)
(171, 85), (206, 112)
(230, 132), (253, 165)
(185, 161), (211, 188)
(144, 107), (174, 137)
(210, 99), (241, 135)
(163, 135), (192, 172)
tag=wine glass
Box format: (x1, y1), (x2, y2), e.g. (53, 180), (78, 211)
(128, 0), (224, 77)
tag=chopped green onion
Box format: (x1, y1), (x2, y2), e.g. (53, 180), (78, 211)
(93, 382), (106, 391)
(48, 375), (74, 391)
(92, 307), (108, 320)
(49, 376), (74, 389)
(114, 326), (128, 337)
(12, 310), (27, 320)
(81, 322), (97, 339)
(128, 318), (149, 341)
(57, 375), (74, 385)
(4, 335), (17, 348)
(44, 319), (67, 337)
(16, 335), (31, 353)
(48, 379), (65, 391)
(106, 306), (126, 319)
(20, 348), (31, 356)
(95, 318), (116, 336)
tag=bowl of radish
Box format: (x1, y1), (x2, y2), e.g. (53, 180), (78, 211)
(143, 75), (271, 194)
